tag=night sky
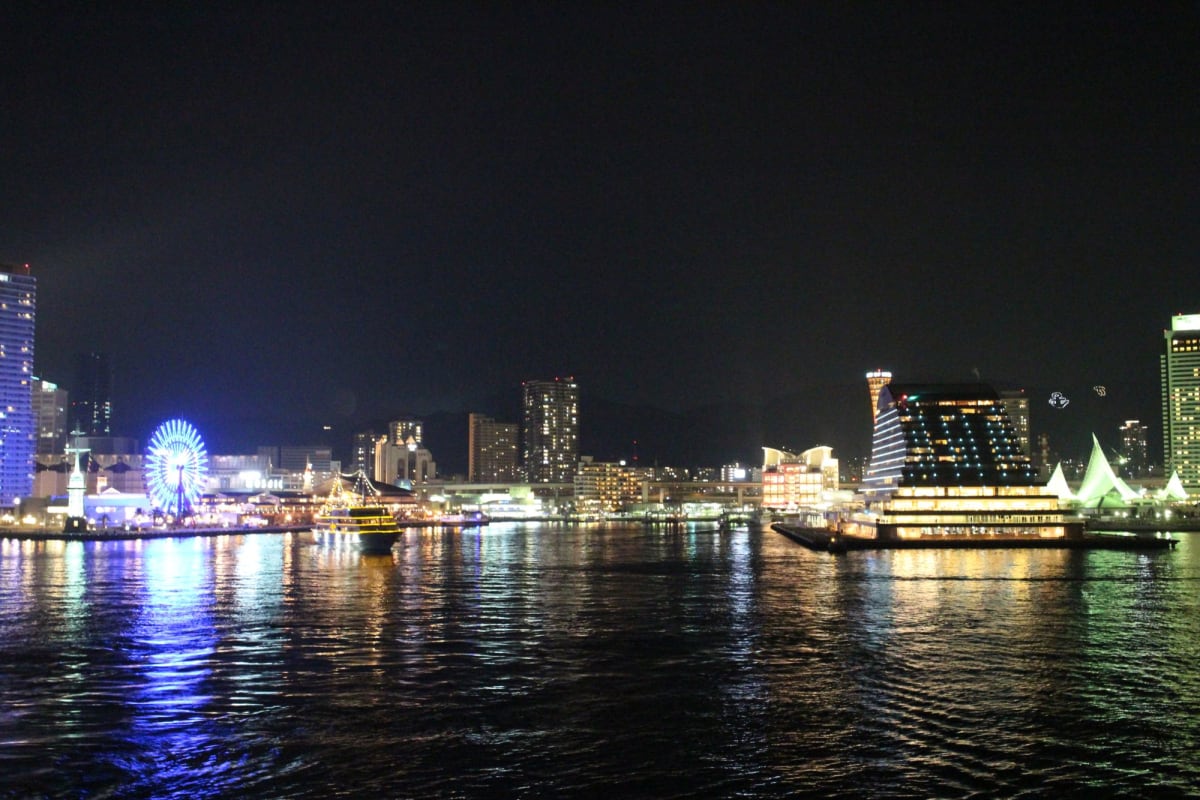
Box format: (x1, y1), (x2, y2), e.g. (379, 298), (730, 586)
(2, 4), (1196, 470)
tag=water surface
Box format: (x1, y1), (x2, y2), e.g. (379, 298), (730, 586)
(2, 525), (1198, 798)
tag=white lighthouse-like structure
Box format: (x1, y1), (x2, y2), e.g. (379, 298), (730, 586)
(64, 429), (89, 530)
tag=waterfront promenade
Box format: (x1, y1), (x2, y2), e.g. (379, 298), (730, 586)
(0, 518), (489, 543)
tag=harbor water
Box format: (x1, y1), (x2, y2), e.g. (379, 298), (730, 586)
(2, 524), (1199, 798)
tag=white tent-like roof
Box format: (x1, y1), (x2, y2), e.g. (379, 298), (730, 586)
(1045, 463), (1075, 501)
(1074, 435), (1141, 508)
(1156, 471), (1190, 502)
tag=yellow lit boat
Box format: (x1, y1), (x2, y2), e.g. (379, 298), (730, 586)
(312, 470), (401, 553)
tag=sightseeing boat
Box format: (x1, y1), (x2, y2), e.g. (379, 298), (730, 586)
(312, 470), (402, 553)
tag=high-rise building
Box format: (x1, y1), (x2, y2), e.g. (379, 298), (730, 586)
(32, 377), (68, 455)
(1118, 419), (1149, 477)
(71, 352), (112, 436)
(352, 429), (378, 472)
(0, 263), (36, 502)
(866, 370), (892, 425)
(1161, 313), (1200, 489)
(999, 389), (1031, 459)
(468, 413), (519, 483)
(523, 377), (579, 483)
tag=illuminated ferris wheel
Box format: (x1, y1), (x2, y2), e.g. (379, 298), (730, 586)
(144, 419), (209, 520)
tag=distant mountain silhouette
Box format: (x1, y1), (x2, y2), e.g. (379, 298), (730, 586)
(122, 379), (1159, 478)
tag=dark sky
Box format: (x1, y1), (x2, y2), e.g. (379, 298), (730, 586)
(2, 3), (1196, 465)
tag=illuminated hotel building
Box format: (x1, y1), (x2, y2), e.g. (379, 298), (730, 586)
(866, 370), (892, 425)
(857, 383), (1078, 539)
(0, 263), (36, 503)
(1162, 313), (1200, 490)
(523, 378), (578, 483)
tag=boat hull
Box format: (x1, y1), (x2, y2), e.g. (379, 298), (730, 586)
(312, 528), (399, 553)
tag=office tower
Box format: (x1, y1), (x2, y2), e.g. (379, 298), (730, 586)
(999, 389), (1031, 459)
(72, 351), (112, 435)
(1161, 313), (1200, 488)
(0, 263), (36, 502)
(388, 418), (423, 446)
(866, 370), (892, 424)
(1118, 419), (1149, 477)
(352, 429), (377, 472)
(469, 413), (519, 482)
(523, 377), (579, 483)
(32, 377), (68, 455)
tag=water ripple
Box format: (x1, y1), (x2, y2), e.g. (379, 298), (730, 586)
(2, 528), (1200, 798)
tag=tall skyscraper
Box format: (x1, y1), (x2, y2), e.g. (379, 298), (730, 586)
(999, 389), (1031, 459)
(1118, 419), (1149, 477)
(469, 413), (519, 482)
(0, 263), (36, 502)
(523, 378), (579, 483)
(32, 377), (68, 455)
(1161, 313), (1200, 488)
(866, 370), (892, 424)
(72, 351), (112, 435)
(351, 429), (378, 472)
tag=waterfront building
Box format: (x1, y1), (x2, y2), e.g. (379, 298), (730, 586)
(523, 377), (579, 483)
(256, 445), (339, 490)
(278, 445), (333, 474)
(574, 457), (641, 513)
(866, 370), (892, 425)
(468, 414), (520, 483)
(374, 435), (436, 487)
(761, 446), (839, 509)
(1161, 313), (1200, 490)
(32, 451), (145, 499)
(206, 453), (280, 492)
(0, 263), (36, 503)
(856, 383), (1078, 539)
(71, 351), (112, 436)
(32, 377), (68, 455)
(1118, 419), (1149, 477)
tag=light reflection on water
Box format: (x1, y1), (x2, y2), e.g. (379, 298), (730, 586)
(2, 526), (1199, 798)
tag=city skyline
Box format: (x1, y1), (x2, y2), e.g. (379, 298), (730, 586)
(2, 5), (1195, 463)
